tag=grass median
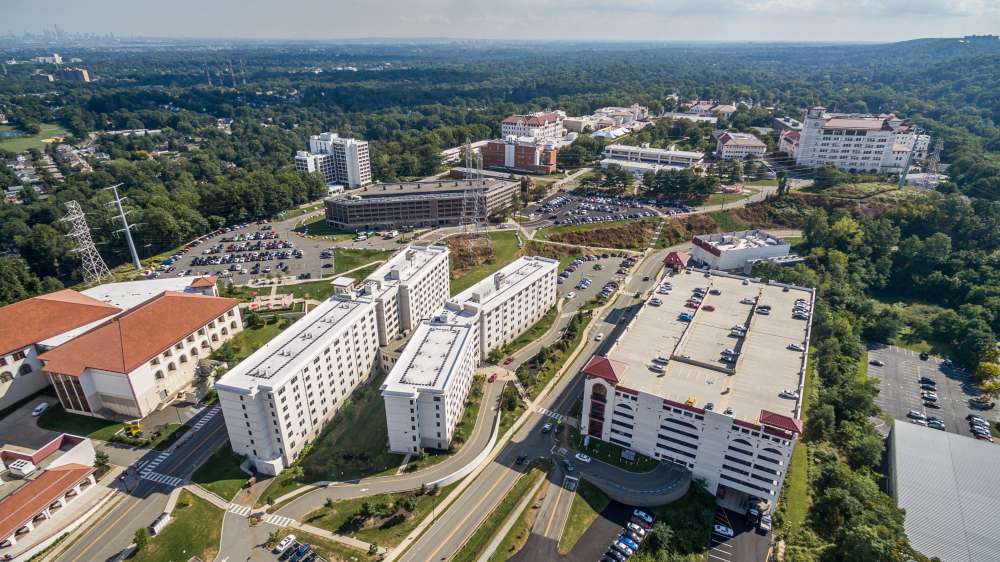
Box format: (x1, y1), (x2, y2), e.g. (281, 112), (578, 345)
(448, 231), (521, 296)
(489, 473), (549, 561)
(131, 490), (223, 562)
(451, 463), (549, 562)
(557, 479), (610, 555)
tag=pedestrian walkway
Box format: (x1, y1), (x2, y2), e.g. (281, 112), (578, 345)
(228, 503), (252, 517)
(190, 406), (220, 431)
(138, 451), (170, 477)
(264, 514), (296, 528)
(536, 406), (565, 422)
(141, 471), (183, 487)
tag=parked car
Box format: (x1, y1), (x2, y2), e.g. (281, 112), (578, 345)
(31, 402), (49, 417)
(869, 359), (885, 367)
(920, 352), (930, 360)
(575, 453), (592, 463)
(787, 343), (805, 352)
(632, 509), (654, 525)
(595, 333), (604, 341)
(713, 524), (734, 538)
(612, 542), (634, 557)
(907, 410), (927, 420)
(542, 423), (553, 434)
(274, 535), (296, 553)
(618, 535), (640, 551)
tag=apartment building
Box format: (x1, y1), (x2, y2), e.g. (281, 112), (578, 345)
(40, 292), (242, 420)
(363, 245), (451, 345)
(580, 272), (812, 509)
(58, 67), (90, 82)
(796, 107), (926, 174)
(778, 130), (800, 158)
(381, 255), (558, 454)
(294, 132), (372, 188)
(215, 278), (381, 475)
(481, 137), (558, 174)
(381, 308), (480, 453)
(715, 132), (767, 161)
(324, 179), (520, 231)
(451, 256), (559, 356)
(500, 112), (565, 140)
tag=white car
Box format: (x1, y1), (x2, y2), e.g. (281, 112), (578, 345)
(595, 333), (604, 341)
(575, 453), (592, 463)
(779, 390), (800, 400)
(907, 410), (926, 421)
(273, 534), (296, 553)
(31, 402), (49, 417)
(627, 522), (646, 537)
(566, 291), (576, 299)
(714, 524), (734, 538)
(787, 343), (805, 352)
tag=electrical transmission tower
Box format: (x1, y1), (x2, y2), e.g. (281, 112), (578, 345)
(460, 140), (492, 251)
(105, 183), (142, 270)
(922, 138), (944, 189)
(61, 200), (112, 285)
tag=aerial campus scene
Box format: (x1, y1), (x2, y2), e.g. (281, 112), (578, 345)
(1, 2), (999, 562)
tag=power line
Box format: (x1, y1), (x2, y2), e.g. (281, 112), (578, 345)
(61, 200), (112, 285)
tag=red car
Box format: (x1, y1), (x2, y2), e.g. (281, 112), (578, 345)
(685, 302), (700, 309)
(702, 305), (715, 312)
(488, 374), (497, 383)
(503, 356), (515, 365)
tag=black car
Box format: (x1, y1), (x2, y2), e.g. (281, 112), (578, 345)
(605, 550), (627, 562)
(279, 543), (300, 561)
(920, 352), (930, 360)
(920, 377), (936, 385)
(920, 383), (937, 391)
(515, 454), (527, 465)
(924, 400), (942, 409)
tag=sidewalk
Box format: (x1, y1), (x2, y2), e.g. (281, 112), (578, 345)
(475, 473), (547, 562)
(291, 522), (389, 556)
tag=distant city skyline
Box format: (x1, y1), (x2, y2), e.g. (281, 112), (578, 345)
(5, 0), (999, 43)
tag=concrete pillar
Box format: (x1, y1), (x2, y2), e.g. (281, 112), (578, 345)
(42, 508), (51, 520)
(72, 484), (82, 495)
(23, 520), (34, 532)
(53, 497), (66, 508)
(5, 532), (17, 545)
(87, 474), (96, 485)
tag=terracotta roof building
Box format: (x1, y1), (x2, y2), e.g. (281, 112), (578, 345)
(40, 292), (242, 419)
(715, 132), (767, 161)
(0, 463), (96, 548)
(500, 111), (564, 140)
(0, 291), (120, 411)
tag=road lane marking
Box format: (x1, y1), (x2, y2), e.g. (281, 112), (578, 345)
(421, 466), (515, 562)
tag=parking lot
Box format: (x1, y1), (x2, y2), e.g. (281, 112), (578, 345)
(156, 221), (337, 285)
(709, 509), (771, 562)
(556, 253), (642, 313)
(868, 345), (995, 440)
(521, 193), (692, 228)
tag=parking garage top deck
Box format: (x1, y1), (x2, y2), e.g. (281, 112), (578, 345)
(605, 271), (813, 421)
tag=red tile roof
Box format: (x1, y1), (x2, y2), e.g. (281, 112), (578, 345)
(0, 290), (120, 356)
(759, 410), (804, 434)
(823, 117), (889, 130)
(40, 292), (239, 376)
(664, 251), (691, 267)
(189, 275), (217, 289)
(502, 112), (560, 127)
(0, 463), (95, 541)
(582, 356), (628, 384)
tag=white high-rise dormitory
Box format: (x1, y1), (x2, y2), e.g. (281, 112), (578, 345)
(294, 132), (372, 188)
(215, 246), (450, 475)
(796, 107), (928, 174)
(381, 256), (559, 454)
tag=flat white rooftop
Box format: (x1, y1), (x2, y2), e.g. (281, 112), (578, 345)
(605, 271), (812, 423)
(217, 288), (374, 392)
(452, 256), (557, 311)
(365, 245), (447, 291)
(695, 230), (788, 252)
(381, 309), (478, 396)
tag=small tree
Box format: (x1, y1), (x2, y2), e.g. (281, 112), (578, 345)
(94, 450), (110, 469)
(324, 497), (334, 509)
(369, 543), (379, 555)
(133, 528), (149, 552)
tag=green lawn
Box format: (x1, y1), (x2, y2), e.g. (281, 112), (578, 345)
(276, 201), (325, 221)
(191, 446), (248, 501)
(452, 376), (486, 446)
(37, 405), (124, 441)
(708, 210), (751, 232)
(452, 465), (548, 562)
(557, 479), (610, 554)
(259, 372), (404, 506)
(213, 320), (286, 364)
(0, 123), (69, 152)
(333, 248), (392, 274)
(519, 311), (591, 399)
(702, 187), (758, 207)
(776, 349), (816, 538)
(276, 279), (338, 300)
(499, 385), (526, 437)
(303, 482), (459, 547)
(293, 216), (356, 241)
(572, 428), (659, 472)
(449, 232), (522, 296)
(544, 217), (657, 237)
(489, 472), (549, 561)
(131, 490), (223, 562)
(489, 305), (558, 361)
(150, 423), (189, 451)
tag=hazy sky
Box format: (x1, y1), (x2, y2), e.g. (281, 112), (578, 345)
(6, 0), (1000, 42)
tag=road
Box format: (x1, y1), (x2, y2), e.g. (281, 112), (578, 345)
(54, 406), (228, 562)
(394, 247), (683, 562)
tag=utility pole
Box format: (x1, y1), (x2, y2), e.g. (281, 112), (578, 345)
(205, 65), (213, 87)
(105, 183), (142, 270)
(897, 144), (916, 190)
(240, 59), (248, 85)
(61, 200), (112, 285)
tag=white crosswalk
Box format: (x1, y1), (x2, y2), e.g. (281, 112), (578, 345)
(190, 406), (221, 431)
(536, 407), (564, 421)
(138, 451), (170, 477)
(264, 514), (295, 528)
(141, 471), (183, 487)
(228, 504), (252, 517)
